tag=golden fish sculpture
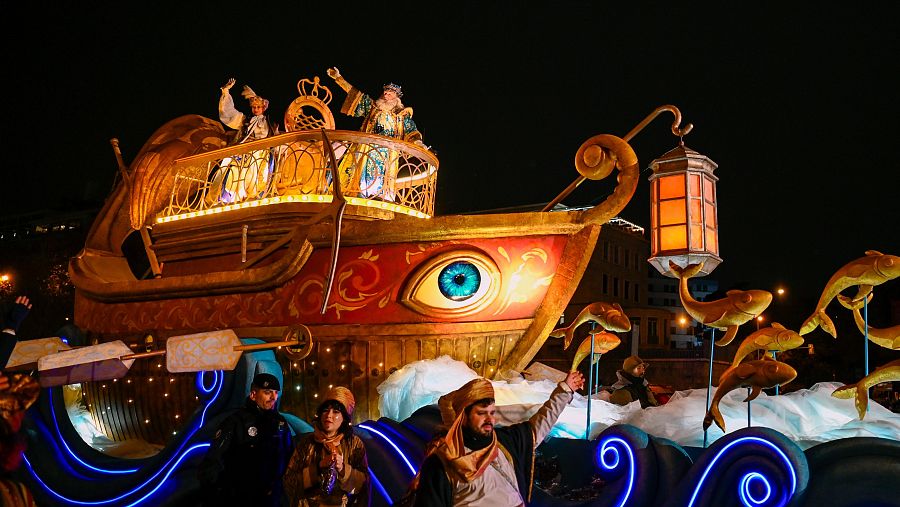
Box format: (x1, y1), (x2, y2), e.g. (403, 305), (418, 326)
(549, 301), (631, 349)
(570, 331), (621, 371)
(836, 294), (900, 350)
(703, 355), (797, 432)
(731, 323), (805, 367)
(831, 359), (900, 420)
(800, 250), (900, 337)
(669, 261), (772, 346)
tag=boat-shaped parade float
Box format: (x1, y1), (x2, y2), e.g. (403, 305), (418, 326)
(5, 74), (899, 506)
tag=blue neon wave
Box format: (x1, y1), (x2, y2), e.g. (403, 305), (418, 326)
(26, 370), (223, 505)
(687, 436), (797, 507)
(49, 393), (139, 474)
(594, 436), (635, 507)
(358, 423), (417, 476)
(23, 444), (210, 506)
(367, 467), (394, 506)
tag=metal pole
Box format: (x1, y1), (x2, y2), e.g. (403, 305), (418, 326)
(864, 296), (870, 413)
(772, 350), (779, 395)
(586, 328), (596, 440)
(704, 327), (715, 448)
(747, 387), (752, 427)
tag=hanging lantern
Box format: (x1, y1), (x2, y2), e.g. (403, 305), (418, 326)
(647, 143), (721, 277)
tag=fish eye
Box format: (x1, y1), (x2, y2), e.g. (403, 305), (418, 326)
(400, 250), (501, 317)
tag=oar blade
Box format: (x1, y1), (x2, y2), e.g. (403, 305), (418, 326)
(5, 337), (71, 370)
(166, 330), (242, 373)
(37, 341), (134, 387)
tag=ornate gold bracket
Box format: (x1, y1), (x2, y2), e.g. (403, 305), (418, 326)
(542, 105), (693, 218)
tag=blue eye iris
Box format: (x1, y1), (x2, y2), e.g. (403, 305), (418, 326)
(438, 261), (481, 301)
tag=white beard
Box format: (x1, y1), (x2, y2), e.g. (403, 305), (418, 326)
(375, 96), (402, 112)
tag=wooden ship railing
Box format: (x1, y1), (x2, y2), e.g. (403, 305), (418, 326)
(159, 129), (439, 224)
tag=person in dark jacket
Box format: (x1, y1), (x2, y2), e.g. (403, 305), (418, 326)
(1, 296), (31, 370)
(198, 373), (293, 507)
(608, 355), (659, 408)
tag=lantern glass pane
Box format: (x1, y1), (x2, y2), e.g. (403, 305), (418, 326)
(704, 176), (715, 202)
(690, 224), (704, 250)
(659, 199), (686, 225)
(690, 198), (703, 225)
(706, 226), (718, 254)
(688, 173), (701, 196)
(705, 202), (717, 228)
(651, 182), (658, 228)
(659, 174), (685, 199)
(660, 225), (687, 250)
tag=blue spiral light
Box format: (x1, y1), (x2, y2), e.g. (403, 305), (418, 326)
(594, 436), (635, 507)
(688, 436), (796, 507)
(739, 472), (772, 506)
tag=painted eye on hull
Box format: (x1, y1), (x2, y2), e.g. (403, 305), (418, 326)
(401, 250), (501, 317)
(438, 261), (481, 301)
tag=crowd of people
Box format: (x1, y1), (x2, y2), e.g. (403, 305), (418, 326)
(197, 368), (585, 507)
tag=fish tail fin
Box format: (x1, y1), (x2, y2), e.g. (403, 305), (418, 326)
(800, 309), (837, 338)
(818, 311), (837, 338)
(668, 260), (704, 279)
(703, 403), (725, 432)
(799, 313), (818, 336)
(855, 385), (869, 421)
(564, 329), (576, 350)
(831, 383), (857, 399)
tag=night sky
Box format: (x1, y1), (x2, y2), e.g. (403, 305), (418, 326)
(5, 3), (899, 332)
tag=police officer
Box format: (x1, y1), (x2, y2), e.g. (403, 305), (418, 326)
(198, 373), (293, 506)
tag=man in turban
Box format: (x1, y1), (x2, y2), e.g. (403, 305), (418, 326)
(413, 370), (584, 506)
(284, 386), (370, 506)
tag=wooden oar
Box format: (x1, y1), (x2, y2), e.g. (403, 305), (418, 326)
(36, 326), (312, 387)
(4, 337), (72, 370)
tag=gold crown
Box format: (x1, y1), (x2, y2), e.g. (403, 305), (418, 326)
(383, 83), (403, 97)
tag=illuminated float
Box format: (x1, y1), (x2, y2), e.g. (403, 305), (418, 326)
(14, 76), (899, 506)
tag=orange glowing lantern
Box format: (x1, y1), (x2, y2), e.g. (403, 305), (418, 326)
(647, 143), (721, 277)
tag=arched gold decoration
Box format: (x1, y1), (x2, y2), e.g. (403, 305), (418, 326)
(400, 249), (502, 318)
(284, 76), (335, 132)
